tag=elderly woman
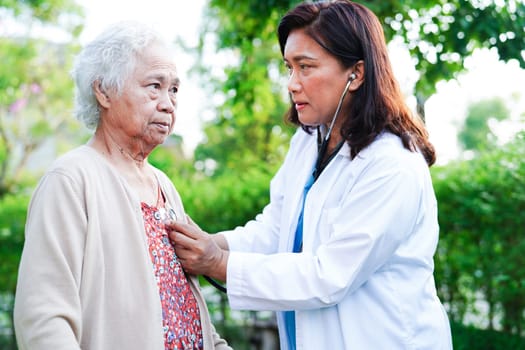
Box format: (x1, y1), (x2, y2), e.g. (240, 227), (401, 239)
(13, 21), (230, 350)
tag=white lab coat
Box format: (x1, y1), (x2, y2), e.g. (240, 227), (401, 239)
(221, 128), (452, 349)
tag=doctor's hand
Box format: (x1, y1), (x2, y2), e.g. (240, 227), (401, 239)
(166, 216), (228, 282)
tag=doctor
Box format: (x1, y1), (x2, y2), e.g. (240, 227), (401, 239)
(169, 1), (452, 349)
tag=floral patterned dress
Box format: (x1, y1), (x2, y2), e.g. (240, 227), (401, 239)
(141, 188), (203, 350)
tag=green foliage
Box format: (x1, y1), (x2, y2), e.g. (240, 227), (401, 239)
(451, 321), (525, 350)
(148, 134), (195, 177)
(194, 0), (525, 172)
(0, 39), (84, 196)
(0, 193), (28, 294)
(458, 97), (510, 152)
(0, 0), (83, 23)
(192, 0), (300, 176)
(172, 164), (275, 233)
(0, 41), (36, 106)
(364, 0), (525, 98)
(433, 131), (525, 333)
(0, 292), (15, 349)
(206, 0), (298, 47)
(0, 193), (29, 349)
(201, 286), (266, 349)
(0, 0), (85, 196)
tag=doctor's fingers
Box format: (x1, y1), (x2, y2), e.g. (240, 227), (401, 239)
(175, 245), (210, 273)
(174, 244), (192, 261)
(173, 231), (216, 260)
(171, 230), (200, 250)
(167, 221), (203, 240)
(174, 247), (197, 271)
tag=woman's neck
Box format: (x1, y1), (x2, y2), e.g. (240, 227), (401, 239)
(91, 128), (148, 165)
(88, 131), (159, 205)
(321, 124), (343, 154)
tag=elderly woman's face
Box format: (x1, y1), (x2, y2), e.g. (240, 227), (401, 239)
(104, 42), (179, 150)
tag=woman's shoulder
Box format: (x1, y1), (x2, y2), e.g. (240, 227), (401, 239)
(51, 145), (97, 165)
(46, 145), (109, 179)
(368, 132), (423, 159)
(30, 146), (105, 199)
(289, 127), (316, 148)
(357, 132), (429, 174)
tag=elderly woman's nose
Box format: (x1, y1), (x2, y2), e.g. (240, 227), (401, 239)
(159, 91), (176, 113)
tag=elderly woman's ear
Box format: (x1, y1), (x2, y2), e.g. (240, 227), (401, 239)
(93, 80), (111, 108)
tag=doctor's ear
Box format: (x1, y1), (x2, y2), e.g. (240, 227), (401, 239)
(347, 61), (364, 91)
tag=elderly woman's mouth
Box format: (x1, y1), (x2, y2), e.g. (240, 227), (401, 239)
(152, 121), (171, 131)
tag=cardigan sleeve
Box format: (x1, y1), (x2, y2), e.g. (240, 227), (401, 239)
(14, 170), (86, 349)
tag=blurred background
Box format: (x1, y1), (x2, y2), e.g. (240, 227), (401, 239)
(1, 0), (524, 349)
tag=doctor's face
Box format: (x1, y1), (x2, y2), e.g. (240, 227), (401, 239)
(284, 28), (352, 128)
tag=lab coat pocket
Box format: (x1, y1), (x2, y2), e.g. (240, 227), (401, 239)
(317, 206), (340, 244)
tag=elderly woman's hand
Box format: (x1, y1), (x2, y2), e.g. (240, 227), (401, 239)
(166, 217), (228, 281)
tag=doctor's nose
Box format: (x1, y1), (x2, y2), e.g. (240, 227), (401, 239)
(287, 71), (301, 94)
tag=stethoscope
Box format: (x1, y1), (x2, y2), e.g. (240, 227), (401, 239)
(206, 73), (356, 294)
(313, 72), (355, 180)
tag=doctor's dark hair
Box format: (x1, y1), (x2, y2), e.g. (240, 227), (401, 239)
(278, 0), (436, 166)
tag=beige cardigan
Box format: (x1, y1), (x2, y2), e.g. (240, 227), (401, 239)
(14, 145), (231, 350)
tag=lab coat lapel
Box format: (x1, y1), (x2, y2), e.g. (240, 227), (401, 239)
(280, 138), (318, 253)
(301, 144), (351, 251)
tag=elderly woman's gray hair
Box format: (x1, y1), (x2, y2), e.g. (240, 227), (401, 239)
(71, 21), (167, 129)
